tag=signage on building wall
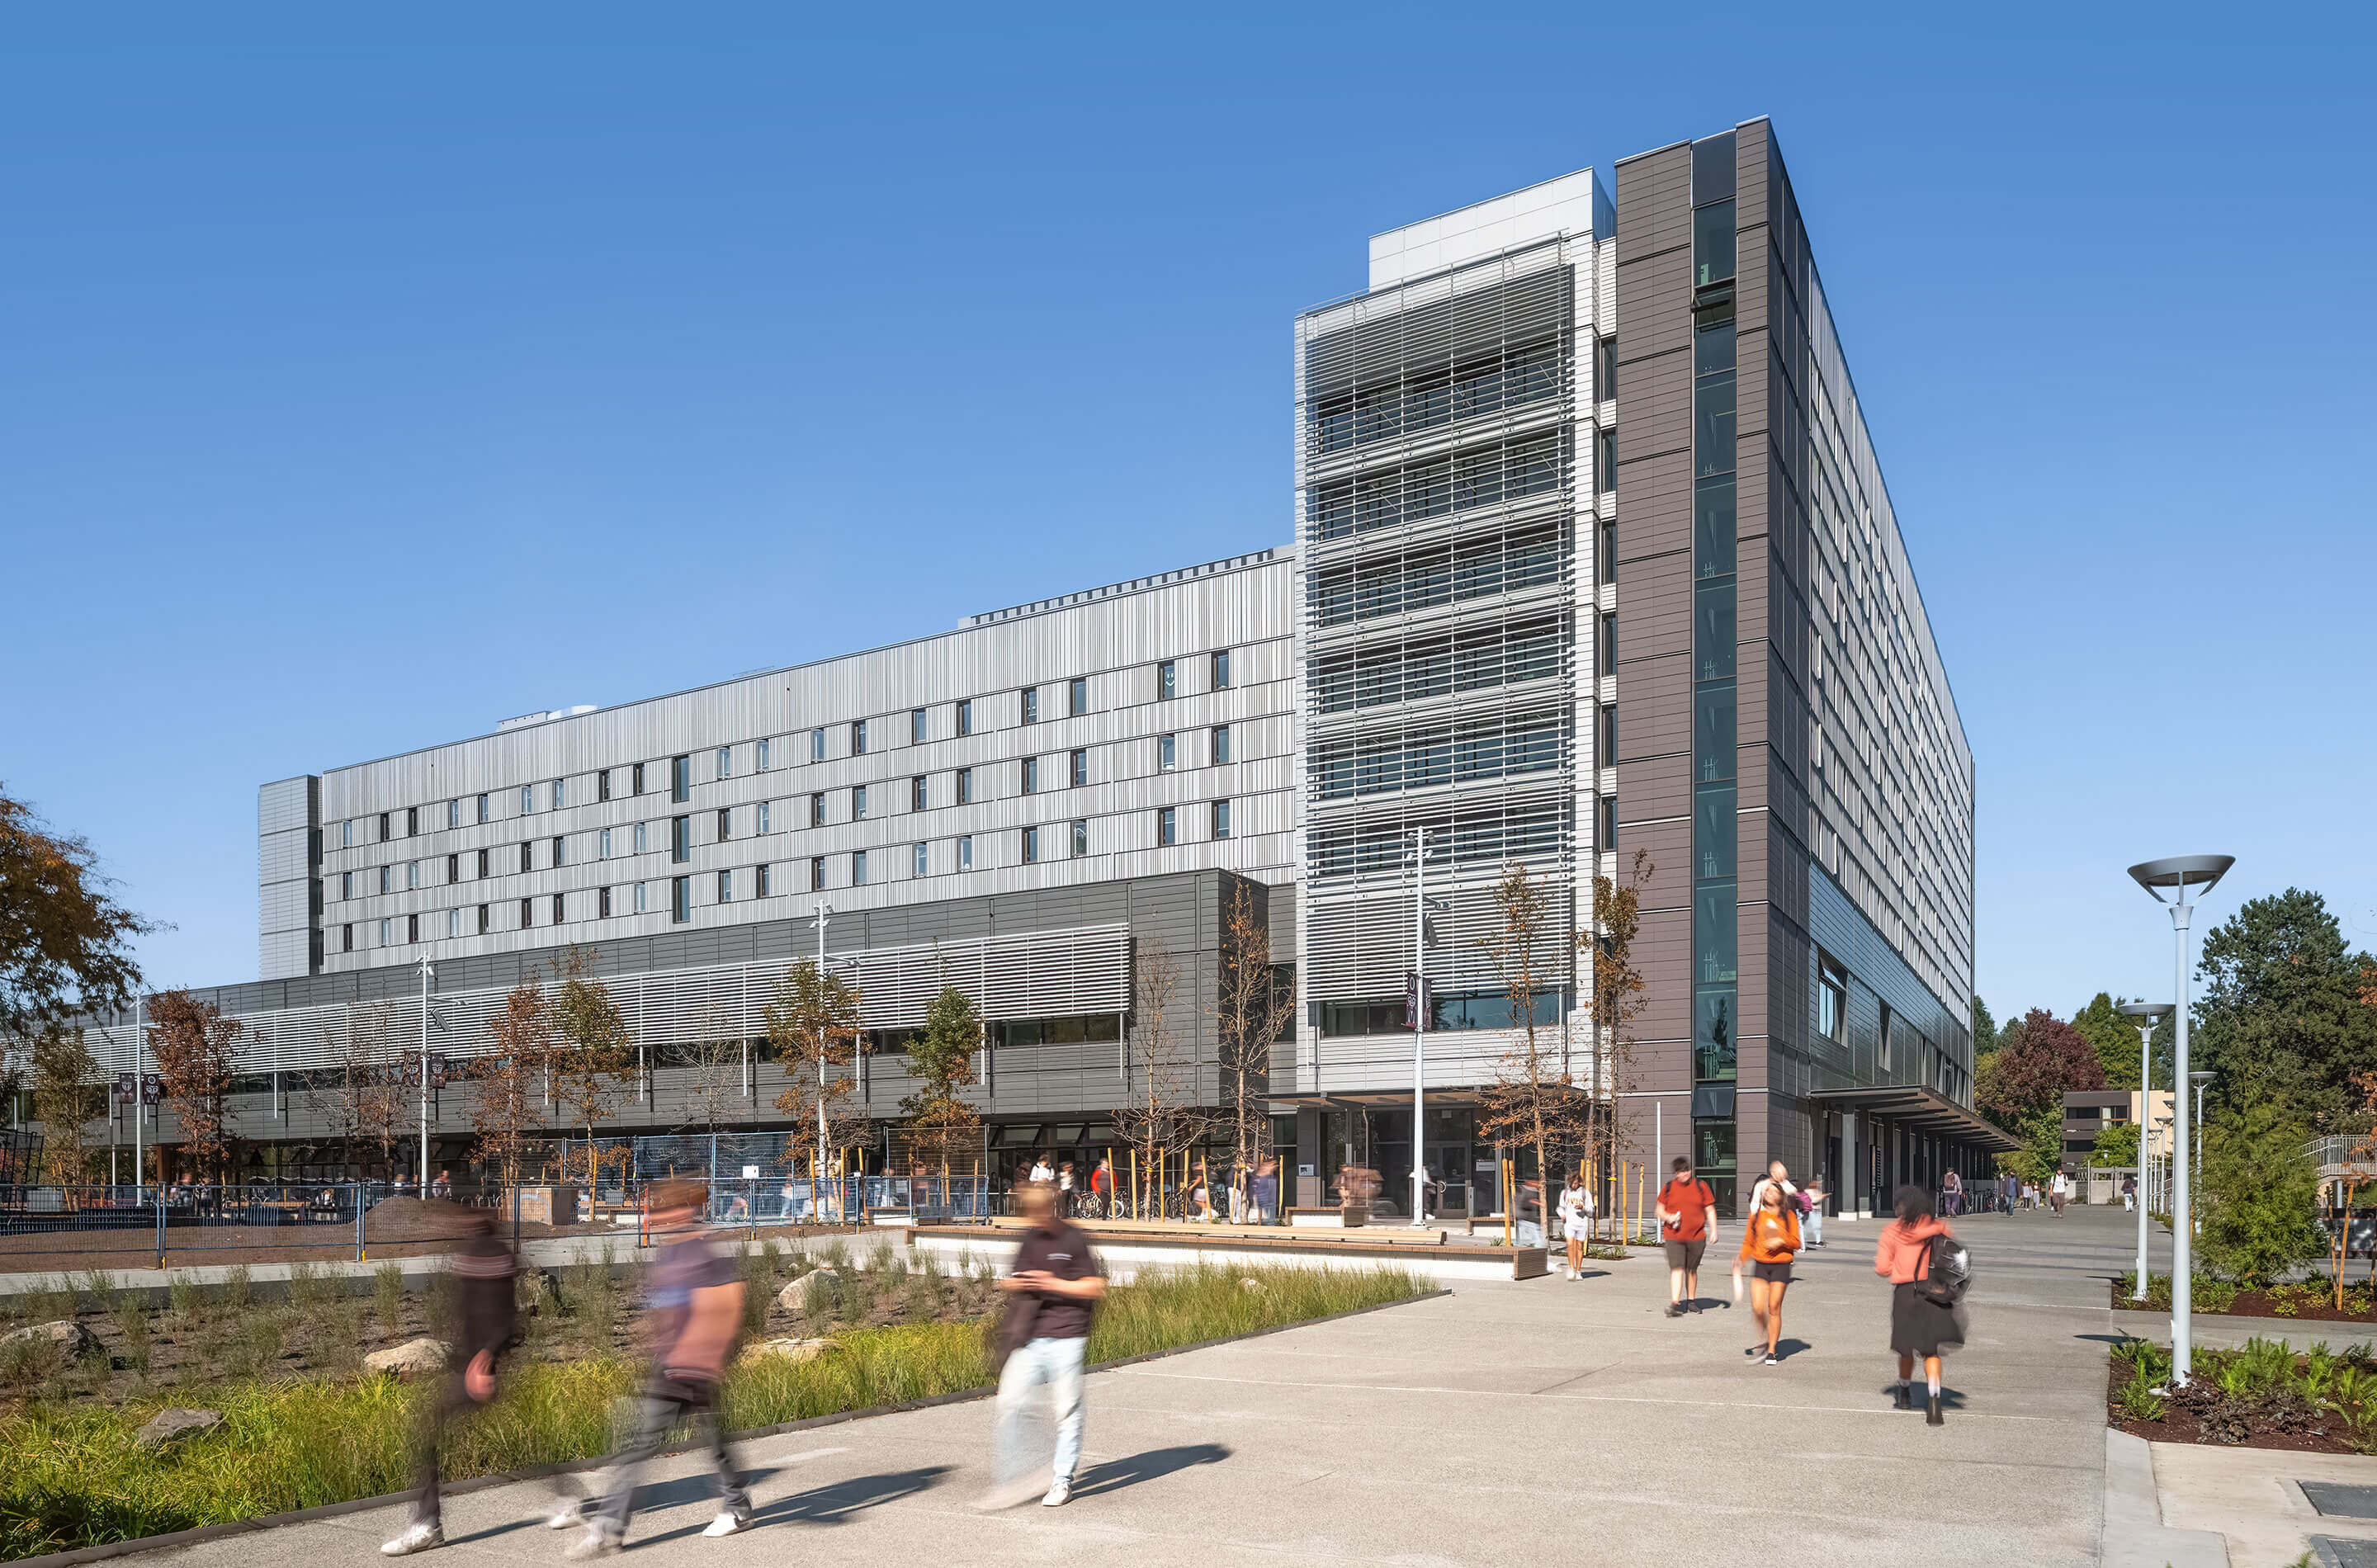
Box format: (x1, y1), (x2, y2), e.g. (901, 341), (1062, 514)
(1405, 971), (1433, 1028)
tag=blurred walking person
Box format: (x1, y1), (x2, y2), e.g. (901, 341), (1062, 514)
(1875, 1183), (1964, 1427)
(1941, 1168), (1962, 1217)
(1732, 1177), (1802, 1365)
(1557, 1173), (1595, 1280)
(381, 1207), (519, 1555)
(2049, 1168), (2070, 1216)
(555, 1179), (751, 1556)
(981, 1180), (1107, 1509)
(1799, 1174), (1826, 1249)
(1657, 1156), (1718, 1317)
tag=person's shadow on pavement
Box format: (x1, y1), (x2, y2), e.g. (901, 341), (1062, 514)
(1068, 1443), (1231, 1500)
(631, 1465), (952, 1543)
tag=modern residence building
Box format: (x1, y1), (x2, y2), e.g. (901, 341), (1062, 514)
(57, 117), (1996, 1215)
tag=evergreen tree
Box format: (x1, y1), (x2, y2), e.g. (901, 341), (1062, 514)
(2193, 889), (2377, 1127)
(1970, 995), (1997, 1058)
(2198, 1099), (2321, 1286)
(2072, 992), (2143, 1090)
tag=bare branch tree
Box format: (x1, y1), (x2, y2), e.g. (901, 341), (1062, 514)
(1113, 939), (1206, 1219)
(1476, 863), (1584, 1235)
(767, 958), (867, 1172)
(470, 975), (551, 1191)
(1578, 849), (1653, 1237)
(146, 989), (240, 1183)
(547, 946), (632, 1189)
(1213, 883), (1294, 1211)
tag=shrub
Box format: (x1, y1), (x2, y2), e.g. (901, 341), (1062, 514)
(2199, 1102), (2321, 1287)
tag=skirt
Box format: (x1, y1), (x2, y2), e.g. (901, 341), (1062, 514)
(1891, 1280), (1966, 1358)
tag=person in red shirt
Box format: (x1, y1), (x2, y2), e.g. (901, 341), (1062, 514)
(1656, 1155), (1718, 1317)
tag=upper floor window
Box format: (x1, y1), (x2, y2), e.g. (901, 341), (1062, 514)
(597, 770), (612, 803)
(1157, 806), (1177, 848)
(1068, 677), (1088, 717)
(447, 852), (459, 883)
(446, 799), (461, 829)
(853, 785), (868, 820)
(376, 865), (391, 895)
(1022, 826), (1041, 864)
(1596, 427), (1616, 493)
(671, 816), (692, 862)
(757, 801), (772, 834)
(716, 807), (731, 841)
(518, 786), (532, 816)
(632, 822), (648, 855)
(1069, 749), (1087, 788)
(406, 807), (418, 838)
(672, 876), (691, 923)
(957, 834), (973, 871)
(1599, 519), (1617, 583)
(1694, 199), (1737, 288)
(380, 811), (392, 841)
(340, 871), (353, 899)
(1212, 799), (1233, 839)
(551, 779), (565, 810)
(1021, 758), (1039, 795)
(1211, 649), (1232, 690)
(551, 835), (565, 867)
(1070, 819), (1089, 857)
(631, 763), (645, 796)
(1157, 660), (1175, 700)
(477, 847), (490, 877)
(718, 869), (733, 903)
(911, 775), (928, 811)
(1159, 734), (1177, 772)
(853, 848), (869, 886)
(671, 755), (691, 803)
(1817, 953), (1847, 1044)
(911, 708), (928, 744)
(1595, 335), (1616, 401)
(1212, 725), (1231, 765)
(517, 843), (532, 874)
(810, 791), (826, 828)
(757, 738), (771, 772)
(476, 794), (489, 824)
(852, 719), (868, 755)
(956, 698), (974, 736)
(406, 860), (420, 890)
(912, 842), (929, 877)
(717, 746), (733, 778)
(1021, 687), (1039, 725)
(810, 856), (826, 892)
(757, 862), (772, 897)
(957, 767), (974, 805)
(599, 827), (614, 859)
(811, 727), (825, 762)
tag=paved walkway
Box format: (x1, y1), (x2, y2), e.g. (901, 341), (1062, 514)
(136, 1207), (2140, 1568)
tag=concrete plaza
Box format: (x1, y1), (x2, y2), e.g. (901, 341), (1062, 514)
(136, 1206), (2139, 1568)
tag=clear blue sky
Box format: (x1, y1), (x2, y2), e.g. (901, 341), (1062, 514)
(5, 7), (2371, 1027)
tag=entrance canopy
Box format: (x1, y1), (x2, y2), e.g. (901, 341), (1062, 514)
(1809, 1085), (2021, 1153)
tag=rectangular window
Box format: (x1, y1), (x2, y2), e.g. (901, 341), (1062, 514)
(406, 914), (418, 944)
(957, 835), (973, 871)
(551, 835), (565, 867)
(1021, 687), (1038, 725)
(475, 848), (489, 878)
(1022, 826), (1040, 864)
(810, 791), (826, 827)
(446, 852), (459, 883)
(632, 823), (647, 855)
(598, 828), (612, 860)
(1070, 819), (1088, 857)
(716, 807), (730, 842)
(757, 801), (771, 834)
(810, 727), (825, 762)
(342, 923), (353, 952)
(717, 869), (732, 902)
(1159, 734), (1176, 772)
(1599, 794), (1618, 852)
(598, 770), (612, 803)
(1598, 704), (1617, 764)
(407, 860), (419, 890)
(1021, 757), (1038, 794)
(1212, 649), (1231, 689)
(632, 883), (646, 915)
(671, 876), (691, 923)
(853, 849), (868, 885)
(911, 775), (927, 810)
(957, 699), (973, 736)
(379, 865), (391, 895)
(1599, 611), (1617, 673)
(447, 908), (460, 939)
(671, 816), (691, 862)
(477, 794), (490, 824)
(451, 798), (465, 829)
(957, 767), (973, 805)
(852, 785), (867, 820)
(1694, 199), (1737, 288)
(379, 811), (392, 841)
(911, 708), (927, 744)
(551, 892), (564, 924)
(1157, 660), (1175, 700)
(1069, 749), (1087, 787)
(1595, 335), (1615, 401)
(912, 842), (928, 877)
(551, 779), (564, 810)
(757, 738), (771, 771)
(1069, 677), (1088, 716)
(1599, 519), (1616, 584)
(598, 886), (612, 919)
(1212, 799), (1232, 839)
(1157, 806), (1177, 848)
(1817, 954), (1846, 1045)
(517, 898), (532, 930)
(810, 856), (825, 891)
(631, 763), (645, 796)
(671, 755), (691, 802)
(518, 786), (532, 816)
(851, 719), (867, 755)
(1597, 427), (1616, 493)
(717, 746), (732, 778)
(340, 871), (353, 900)
(406, 807), (418, 838)
(757, 862), (772, 897)
(1211, 725), (1231, 765)
(476, 904), (489, 934)
(342, 819), (354, 848)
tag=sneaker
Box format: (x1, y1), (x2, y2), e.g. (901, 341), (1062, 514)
(1763, 1353), (1779, 1367)
(1746, 1344), (1763, 1358)
(1041, 1480), (1072, 1508)
(701, 1512), (752, 1539)
(546, 1501), (586, 1531)
(380, 1522), (443, 1556)
(1664, 1303), (1683, 1318)
(563, 1528), (621, 1561)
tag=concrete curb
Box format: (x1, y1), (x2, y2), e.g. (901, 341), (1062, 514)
(7, 1287), (1452, 1568)
(2101, 1429), (2231, 1568)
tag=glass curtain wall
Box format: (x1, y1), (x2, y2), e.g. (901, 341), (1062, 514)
(1689, 132), (1741, 1212)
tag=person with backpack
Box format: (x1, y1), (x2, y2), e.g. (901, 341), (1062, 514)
(1732, 1177), (1802, 1365)
(1874, 1183), (1964, 1427)
(1657, 1156), (1718, 1317)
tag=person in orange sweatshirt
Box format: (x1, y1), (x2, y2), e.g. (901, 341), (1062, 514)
(1732, 1175), (1802, 1365)
(1874, 1183), (1962, 1426)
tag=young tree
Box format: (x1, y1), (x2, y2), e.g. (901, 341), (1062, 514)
(470, 975), (551, 1191)
(547, 947), (632, 1189)
(30, 1026), (104, 1185)
(1112, 939), (1203, 1218)
(1213, 883), (1294, 1199)
(2199, 1100), (2321, 1287)
(1576, 849), (1652, 1236)
(1477, 862), (1584, 1226)
(0, 787), (156, 1041)
(308, 999), (407, 1178)
(145, 989), (240, 1182)
(901, 985), (984, 1169)
(767, 959), (866, 1168)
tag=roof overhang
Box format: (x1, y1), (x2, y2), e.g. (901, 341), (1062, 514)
(1808, 1085), (2023, 1152)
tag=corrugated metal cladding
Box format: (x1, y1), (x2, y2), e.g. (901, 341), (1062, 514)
(257, 777), (319, 980)
(291, 551), (1296, 979)
(1292, 210), (1612, 1090)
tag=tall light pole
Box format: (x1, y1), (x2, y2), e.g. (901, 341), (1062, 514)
(815, 902), (833, 1210)
(1408, 829), (1446, 1229)
(2119, 1001), (2173, 1301)
(2190, 1070), (2214, 1226)
(132, 990), (146, 1198)
(418, 956), (434, 1189)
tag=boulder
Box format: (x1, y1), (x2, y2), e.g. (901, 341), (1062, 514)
(774, 1279), (808, 1314)
(740, 1337), (836, 1367)
(364, 1337), (451, 1377)
(5, 1320), (98, 1360)
(134, 1408), (224, 1450)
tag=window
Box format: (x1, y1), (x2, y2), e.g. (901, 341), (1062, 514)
(811, 727), (825, 762)
(551, 834), (565, 867)
(758, 739), (771, 772)
(1070, 819), (1088, 857)
(1159, 734), (1176, 772)
(1595, 335), (1616, 401)
(912, 843), (928, 877)
(551, 779), (565, 810)
(598, 827), (612, 859)
(447, 799), (461, 829)
(810, 792), (826, 828)
(446, 852), (459, 883)
(404, 806), (417, 838)
(671, 755), (691, 802)
(1212, 649), (1231, 689)
(1021, 687), (1039, 724)
(518, 786), (532, 816)
(757, 862), (772, 896)
(671, 876), (691, 923)
(716, 807), (731, 842)
(341, 819), (354, 848)
(632, 884), (646, 915)
(1022, 826), (1040, 864)
(379, 811), (392, 841)
(517, 898), (532, 930)
(342, 923), (353, 952)
(1069, 677), (1088, 717)
(340, 871), (353, 900)
(631, 763), (645, 796)
(671, 816), (691, 862)
(852, 785), (867, 820)
(911, 708), (927, 744)
(598, 770), (612, 803)
(911, 775), (927, 810)
(717, 745), (733, 778)
(551, 893), (564, 924)
(1069, 749), (1087, 787)
(1211, 725), (1231, 765)
(598, 886), (612, 919)
(757, 801), (771, 834)
(447, 908), (460, 939)
(407, 914), (419, 944)
(475, 848), (489, 878)
(406, 860), (420, 890)
(851, 720), (867, 755)
(1599, 520), (1616, 584)
(379, 918), (390, 945)
(632, 823), (647, 855)
(1157, 806), (1177, 848)
(717, 869), (733, 902)
(1598, 704), (1617, 764)
(1157, 660), (1175, 700)
(476, 904), (489, 934)
(1212, 799), (1232, 839)
(1597, 427), (1616, 492)
(379, 865), (391, 895)
(1599, 611), (1617, 673)
(853, 849), (868, 885)
(1694, 199), (1737, 288)
(514, 843), (529, 874)
(957, 767), (974, 805)
(1817, 954), (1846, 1045)
(810, 856), (825, 891)
(1598, 794), (1618, 851)
(957, 835), (973, 871)
(1021, 757), (1038, 794)
(956, 699), (973, 737)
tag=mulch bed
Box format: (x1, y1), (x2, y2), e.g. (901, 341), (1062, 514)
(2105, 1360), (2364, 1455)
(2109, 1282), (2377, 1324)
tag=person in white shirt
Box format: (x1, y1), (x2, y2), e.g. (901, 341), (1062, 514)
(2049, 1169), (2070, 1217)
(1029, 1157), (1053, 1183)
(1557, 1176), (1596, 1280)
(1744, 1160), (1798, 1218)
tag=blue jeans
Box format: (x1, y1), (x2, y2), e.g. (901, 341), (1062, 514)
(995, 1336), (1086, 1488)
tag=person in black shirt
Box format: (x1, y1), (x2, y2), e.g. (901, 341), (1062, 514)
(980, 1180), (1105, 1510)
(381, 1207), (519, 1556)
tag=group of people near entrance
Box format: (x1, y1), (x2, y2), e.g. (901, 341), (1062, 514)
(1652, 1155), (1966, 1424)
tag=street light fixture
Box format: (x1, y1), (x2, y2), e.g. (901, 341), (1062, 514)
(2129, 854), (2233, 1386)
(2190, 1070), (2214, 1223)
(2119, 1001), (2173, 1300)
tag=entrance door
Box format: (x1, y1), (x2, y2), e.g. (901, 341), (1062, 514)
(1425, 1141), (1472, 1216)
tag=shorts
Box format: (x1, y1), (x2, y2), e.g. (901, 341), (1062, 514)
(1751, 1259), (1793, 1284)
(1664, 1238), (1707, 1272)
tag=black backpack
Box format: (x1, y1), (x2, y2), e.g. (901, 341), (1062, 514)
(1916, 1231), (1970, 1306)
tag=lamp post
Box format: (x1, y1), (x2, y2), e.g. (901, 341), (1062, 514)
(815, 902), (833, 1215)
(2154, 1115), (2173, 1214)
(418, 956), (434, 1190)
(1408, 828), (1448, 1230)
(2119, 1002), (2173, 1300)
(2190, 1070), (2214, 1230)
